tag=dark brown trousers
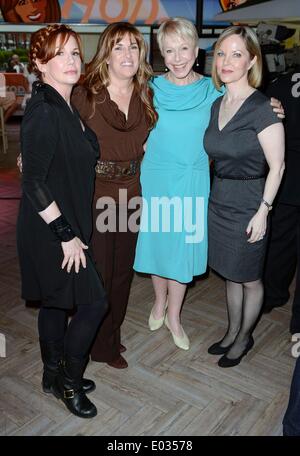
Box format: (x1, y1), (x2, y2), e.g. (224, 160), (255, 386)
(90, 206), (139, 362)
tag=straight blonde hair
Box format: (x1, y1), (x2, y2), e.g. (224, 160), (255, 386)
(212, 26), (263, 90)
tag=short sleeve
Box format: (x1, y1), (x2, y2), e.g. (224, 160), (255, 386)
(210, 96), (221, 118)
(71, 85), (92, 121)
(253, 98), (282, 134)
(21, 101), (58, 212)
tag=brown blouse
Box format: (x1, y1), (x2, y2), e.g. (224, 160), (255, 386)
(71, 85), (150, 202)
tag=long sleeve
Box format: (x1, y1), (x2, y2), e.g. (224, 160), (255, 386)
(21, 101), (58, 212)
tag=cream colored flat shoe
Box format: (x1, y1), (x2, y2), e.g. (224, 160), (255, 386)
(148, 301), (167, 331)
(164, 314), (190, 350)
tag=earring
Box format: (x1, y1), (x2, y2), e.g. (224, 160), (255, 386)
(164, 67), (168, 72)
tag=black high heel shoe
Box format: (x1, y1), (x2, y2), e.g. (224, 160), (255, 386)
(207, 339), (234, 355)
(217, 336), (254, 368)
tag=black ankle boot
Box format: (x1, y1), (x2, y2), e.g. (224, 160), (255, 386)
(39, 339), (95, 394)
(51, 355), (97, 419)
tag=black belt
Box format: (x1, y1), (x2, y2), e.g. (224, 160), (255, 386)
(214, 172), (266, 180)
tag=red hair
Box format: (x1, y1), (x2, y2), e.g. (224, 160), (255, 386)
(28, 24), (83, 80)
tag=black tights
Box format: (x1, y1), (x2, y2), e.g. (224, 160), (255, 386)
(220, 279), (264, 359)
(38, 302), (107, 359)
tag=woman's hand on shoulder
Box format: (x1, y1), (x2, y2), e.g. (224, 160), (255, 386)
(270, 97), (285, 119)
(61, 237), (88, 273)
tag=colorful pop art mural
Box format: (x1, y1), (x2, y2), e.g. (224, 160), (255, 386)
(0, 0), (197, 25)
(0, 1), (61, 23)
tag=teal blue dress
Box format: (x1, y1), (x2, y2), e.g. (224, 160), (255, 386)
(133, 75), (222, 283)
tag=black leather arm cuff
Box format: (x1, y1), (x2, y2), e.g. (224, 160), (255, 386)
(48, 215), (75, 242)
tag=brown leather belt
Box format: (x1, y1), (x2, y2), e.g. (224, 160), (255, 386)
(95, 158), (141, 178)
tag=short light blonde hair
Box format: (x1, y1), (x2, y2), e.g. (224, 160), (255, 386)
(157, 17), (199, 55)
(212, 25), (263, 90)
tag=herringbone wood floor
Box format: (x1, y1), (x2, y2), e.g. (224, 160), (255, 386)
(0, 123), (296, 436)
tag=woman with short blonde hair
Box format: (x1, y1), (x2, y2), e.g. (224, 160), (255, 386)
(205, 25), (285, 367)
(134, 19), (284, 354)
(156, 17), (199, 55)
(212, 25), (263, 90)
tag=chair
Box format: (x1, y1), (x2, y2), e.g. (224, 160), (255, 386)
(0, 106), (8, 154)
(3, 73), (29, 95)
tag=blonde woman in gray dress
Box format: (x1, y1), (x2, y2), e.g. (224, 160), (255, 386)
(204, 26), (285, 367)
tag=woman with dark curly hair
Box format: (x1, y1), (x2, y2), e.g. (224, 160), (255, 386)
(0, 0), (61, 23)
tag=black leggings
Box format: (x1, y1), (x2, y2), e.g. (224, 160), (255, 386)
(38, 301), (107, 359)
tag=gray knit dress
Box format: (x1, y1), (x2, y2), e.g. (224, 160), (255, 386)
(204, 90), (282, 282)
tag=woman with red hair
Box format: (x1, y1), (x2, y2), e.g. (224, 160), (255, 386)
(17, 24), (107, 419)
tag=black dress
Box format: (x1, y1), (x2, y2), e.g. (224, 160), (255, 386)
(17, 82), (106, 309)
(204, 90), (281, 282)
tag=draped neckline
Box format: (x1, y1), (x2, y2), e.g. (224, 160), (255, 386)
(95, 86), (144, 132)
(151, 75), (223, 111)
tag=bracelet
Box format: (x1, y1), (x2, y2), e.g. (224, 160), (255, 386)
(48, 215), (75, 242)
(261, 198), (273, 211)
